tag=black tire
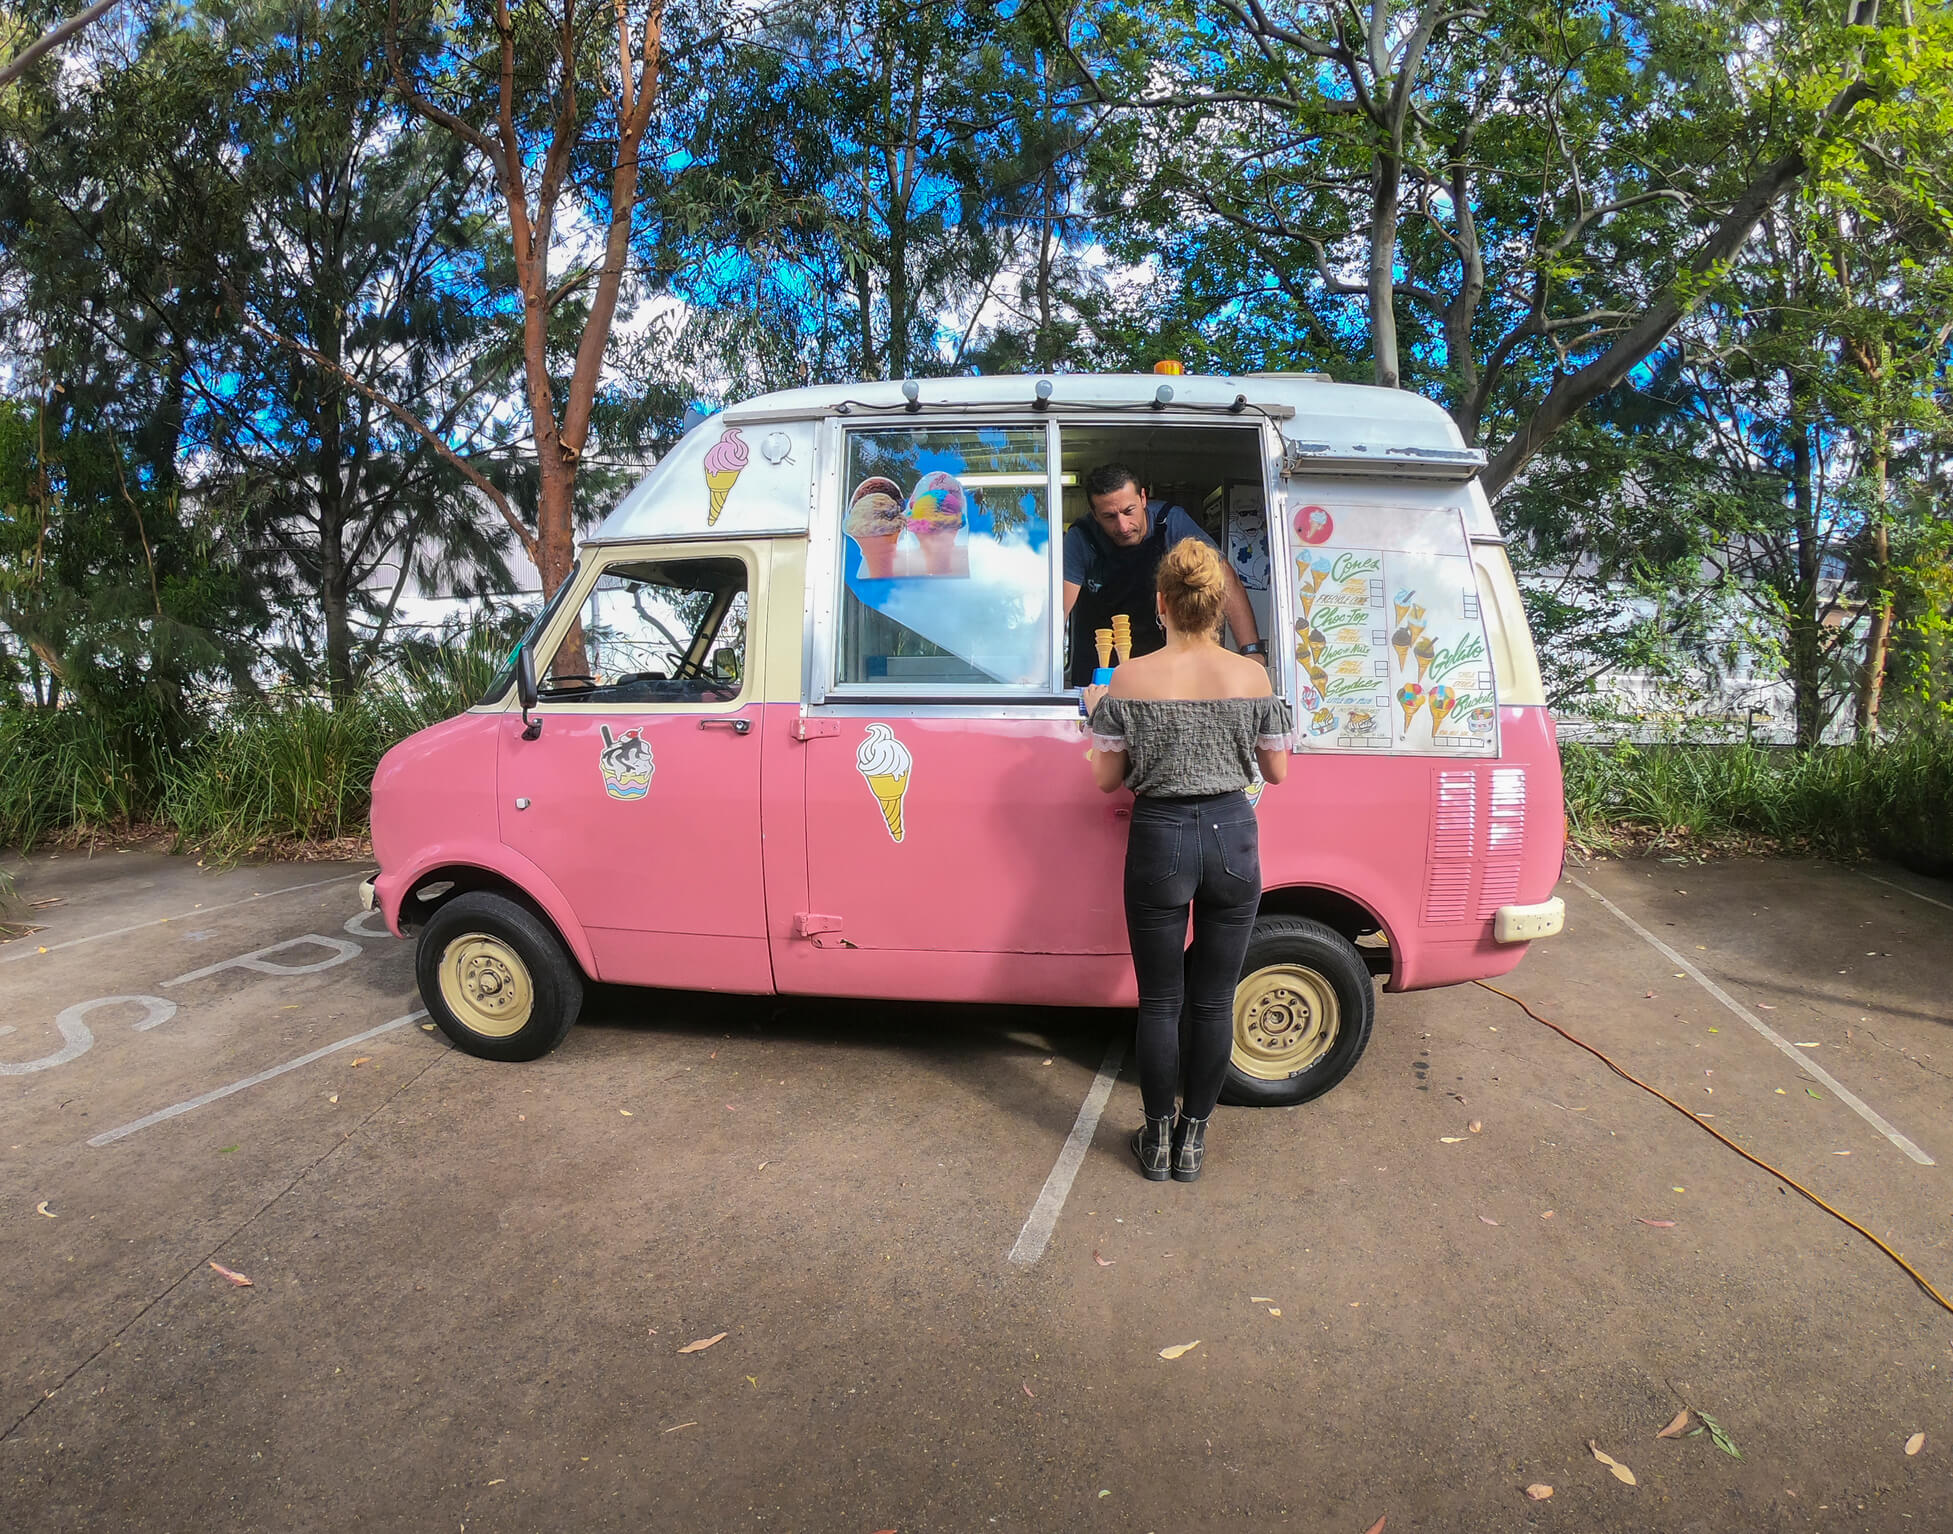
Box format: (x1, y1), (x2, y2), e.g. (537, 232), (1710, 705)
(416, 891), (584, 1062)
(1220, 914), (1376, 1106)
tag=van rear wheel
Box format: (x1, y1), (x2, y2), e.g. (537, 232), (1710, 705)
(417, 892), (583, 1062)
(1220, 915), (1375, 1106)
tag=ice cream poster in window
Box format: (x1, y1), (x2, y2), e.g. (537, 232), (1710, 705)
(1287, 504), (1497, 756)
(845, 472), (971, 580)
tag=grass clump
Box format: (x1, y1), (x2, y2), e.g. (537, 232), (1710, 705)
(1562, 733), (1953, 867)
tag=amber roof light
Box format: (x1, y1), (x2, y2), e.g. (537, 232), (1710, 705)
(1152, 360), (1184, 375)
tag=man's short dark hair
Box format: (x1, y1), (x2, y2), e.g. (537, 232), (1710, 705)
(1084, 463), (1143, 503)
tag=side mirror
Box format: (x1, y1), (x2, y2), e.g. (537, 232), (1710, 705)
(517, 646), (542, 740)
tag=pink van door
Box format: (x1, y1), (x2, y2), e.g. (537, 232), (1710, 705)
(775, 421), (1132, 1007)
(499, 552), (771, 992)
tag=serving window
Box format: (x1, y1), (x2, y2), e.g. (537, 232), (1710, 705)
(834, 426), (1055, 690)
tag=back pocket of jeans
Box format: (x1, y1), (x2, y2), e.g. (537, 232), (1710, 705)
(1214, 817), (1261, 884)
(1127, 821), (1183, 887)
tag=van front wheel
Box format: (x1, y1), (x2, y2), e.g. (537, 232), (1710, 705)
(417, 892), (584, 1062)
(1220, 915), (1375, 1106)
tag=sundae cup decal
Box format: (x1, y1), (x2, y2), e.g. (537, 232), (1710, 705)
(1397, 682), (1426, 730)
(597, 724), (654, 801)
(856, 723), (914, 844)
(1427, 684), (1458, 732)
(1467, 704), (1495, 734)
(846, 476), (906, 578)
(1309, 705), (1337, 736)
(1298, 681), (1322, 712)
(702, 426), (749, 526)
(1295, 504), (1334, 545)
(904, 471), (968, 576)
(1346, 708), (1377, 736)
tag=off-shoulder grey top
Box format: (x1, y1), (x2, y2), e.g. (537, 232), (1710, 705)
(1089, 694), (1294, 798)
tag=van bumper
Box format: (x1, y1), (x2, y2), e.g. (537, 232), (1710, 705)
(359, 877), (377, 912)
(1494, 897), (1563, 944)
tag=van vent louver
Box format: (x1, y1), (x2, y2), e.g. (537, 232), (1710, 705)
(1423, 769), (1479, 923)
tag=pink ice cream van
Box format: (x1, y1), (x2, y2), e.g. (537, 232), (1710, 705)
(362, 372), (1565, 1105)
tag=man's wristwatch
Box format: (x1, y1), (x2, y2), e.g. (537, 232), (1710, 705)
(1241, 641), (1266, 657)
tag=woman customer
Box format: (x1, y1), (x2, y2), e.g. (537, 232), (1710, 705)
(1084, 538), (1291, 1182)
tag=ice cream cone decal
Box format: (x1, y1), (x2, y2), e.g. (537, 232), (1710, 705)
(703, 426), (749, 525)
(856, 723), (913, 844)
(1393, 588), (1415, 627)
(1413, 633), (1436, 682)
(1427, 684), (1457, 733)
(1397, 683), (1426, 730)
(1391, 623), (1413, 669)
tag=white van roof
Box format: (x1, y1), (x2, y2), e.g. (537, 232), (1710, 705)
(591, 373), (1490, 546)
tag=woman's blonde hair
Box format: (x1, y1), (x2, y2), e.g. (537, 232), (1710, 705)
(1157, 537), (1228, 637)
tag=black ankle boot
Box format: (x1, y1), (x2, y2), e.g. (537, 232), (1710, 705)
(1131, 1114), (1173, 1180)
(1171, 1115), (1208, 1182)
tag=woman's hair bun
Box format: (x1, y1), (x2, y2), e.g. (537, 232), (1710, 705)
(1157, 537), (1228, 636)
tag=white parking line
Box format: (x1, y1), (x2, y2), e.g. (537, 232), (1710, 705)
(1008, 1035), (1126, 1267)
(1566, 873), (1934, 1166)
(86, 1010), (429, 1147)
(1859, 871), (1953, 915)
(0, 873), (366, 964)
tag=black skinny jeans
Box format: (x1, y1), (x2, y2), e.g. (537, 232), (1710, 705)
(1123, 790), (1261, 1122)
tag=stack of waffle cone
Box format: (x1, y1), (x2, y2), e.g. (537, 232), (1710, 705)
(1094, 628), (1114, 670)
(1110, 613), (1132, 664)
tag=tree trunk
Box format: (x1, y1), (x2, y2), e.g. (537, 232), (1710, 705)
(1855, 466), (1892, 739)
(1788, 393), (1825, 751)
(536, 456), (586, 677)
(1368, 150), (1401, 390)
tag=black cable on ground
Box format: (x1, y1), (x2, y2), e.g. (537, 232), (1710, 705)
(1473, 979), (1953, 1317)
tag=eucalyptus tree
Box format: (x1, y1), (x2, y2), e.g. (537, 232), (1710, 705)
(1044, 0), (1947, 499)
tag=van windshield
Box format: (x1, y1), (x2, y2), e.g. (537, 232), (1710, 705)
(478, 562), (581, 706)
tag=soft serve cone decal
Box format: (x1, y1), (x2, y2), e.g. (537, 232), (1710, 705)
(703, 426), (748, 525)
(856, 723), (913, 844)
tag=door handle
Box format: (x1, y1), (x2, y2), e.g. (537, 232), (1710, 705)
(699, 717), (752, 735)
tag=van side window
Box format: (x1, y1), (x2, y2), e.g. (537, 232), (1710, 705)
(538, 557), (748, 706)
(836, 427), (1053, 689)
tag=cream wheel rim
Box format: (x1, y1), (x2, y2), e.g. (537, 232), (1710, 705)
(438, 934), (534, 1038)
(1233, 963), (1340, 1080)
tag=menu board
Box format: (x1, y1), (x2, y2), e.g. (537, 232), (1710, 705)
(1290, 502), (1498, 755)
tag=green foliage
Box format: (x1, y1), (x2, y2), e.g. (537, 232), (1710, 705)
(1562, 734), (1953, 868)
(0, 704), (158, 849)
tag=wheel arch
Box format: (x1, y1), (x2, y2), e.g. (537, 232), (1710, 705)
(394, 855), (597, 979)
(1256, 883), (1396, 979)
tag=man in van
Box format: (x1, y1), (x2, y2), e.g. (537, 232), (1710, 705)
(1063, 463), (1267, 685)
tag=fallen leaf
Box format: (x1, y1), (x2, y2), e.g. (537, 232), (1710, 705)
(1022, 1381), (1035, 1398)
(646, 1328), (658, 1335)
(1906, 1432), (1925, 1456)
(1525, 1484), (1554, 1501)
(421, 1023), (436, 1031)
(1834, 1150), (1851, 1155)
(1699, 1411), (1742, 1459)
(620, 1109), (633, 1116)
(328, 1094), (338, 1103)
(1250, 1295), (1273, 1302)
(1479, 1215), (1501, 1226)
(678, 1332), (727, 1354)
(1158, 1341), (1200, 1360)
(757, 1162), (768, 1171)
(1098, 1490), (1111, 1499)
(1541, 1210), (1555, 1219)
(1657, 1409), (1691, 1439)
(1672, 1186), (1686, 1193)
(662, 1422), (695, 1433)
(747, 1376), (757, 1386)
(1363, 1518), (1387, 1534)
(1468, 1120), (1483, 1134)
(351, 1057), (371, 1067)
(1756, 1003), (1775, 1010)
(218, 1145), (238, 1153)
(1588, 1441), (1637, 1485)
(1041, 1058), (1052, 1066)
(1267, 1307), (1281, 1317)
(1643, 990), (1656, 998)
(1440, 1136), (1465, 1144)
(34, 1201), (54, 1218)
(1807, 1088), (1822, 1100)
(1094, 1252), (1114, 1266)
(1795, 1041), (1821, 1049)
(1637, 1219), (1677, 1228)
(486, 1477), (505, 1485)
(1776, 1088), (1786, 1095)
(208, 1260), (253, 1287)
